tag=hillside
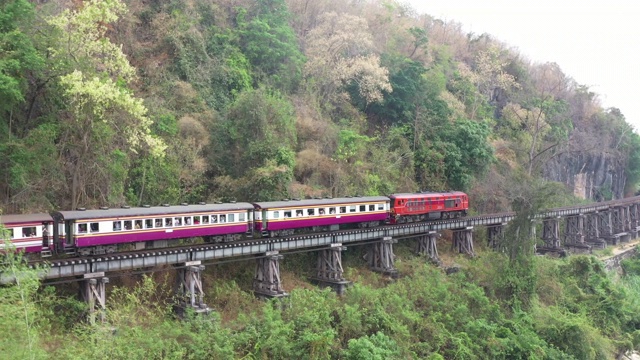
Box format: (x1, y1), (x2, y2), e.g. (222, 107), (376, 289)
(1, 0), (639, 215)
(6, 1), (640, 359)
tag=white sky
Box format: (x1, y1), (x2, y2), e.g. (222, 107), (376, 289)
(406, 0), (640, 131)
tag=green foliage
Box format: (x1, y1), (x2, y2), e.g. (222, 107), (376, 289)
(235, 0), (305, 93)
(415, 118), (494, 191)
(624, 132), (640, 193)
(335, 129), (374, 163)
(170, 20), (252, 110)
(361, 54), (429, 126)
(10, 247), (640, 360)
(343, 331), (401, 360)
(0, 0), (43, 114)
(209, 87), (296, 200)
(0, 239), (47, 359)
(622, 256), (640, 276)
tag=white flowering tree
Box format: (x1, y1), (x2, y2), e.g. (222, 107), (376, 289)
(303, 12), (392, 107)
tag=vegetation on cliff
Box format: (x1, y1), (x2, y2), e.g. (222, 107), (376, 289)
(1, 0), (638, 214)
(3, 239), (640, 359)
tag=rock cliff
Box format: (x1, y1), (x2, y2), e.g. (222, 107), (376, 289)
(543, 151), (627, 200)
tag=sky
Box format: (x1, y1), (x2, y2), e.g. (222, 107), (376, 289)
(405, 0), (640, 131)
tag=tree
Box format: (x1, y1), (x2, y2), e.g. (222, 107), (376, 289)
(303, 12), (391, 107)
(209, 88), (296, 200)
(46, 0), (166, 208)
(499, 63), (572, 175)
(452, 45), (520, 120)
(236, 0), (305, 93)
(342, 332), (401, 360)
(0, 229), (47, 359)
(0, 0), (43, 116)
(413, 118), (493, 191)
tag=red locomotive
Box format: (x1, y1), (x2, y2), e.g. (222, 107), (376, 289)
(389, 191), (469, 224)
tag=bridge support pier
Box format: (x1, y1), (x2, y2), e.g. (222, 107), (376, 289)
(452, 227), (475, 256)
(585, 212), (605, 249)
(607, 207), (629, 244)
(80, 273), (108, 324)
(629, 204), (639, 239)
(367, 237), (398, 277)
(541, 217), (561, 249)
(487, 224), (506, 250)
(310, 245), (351, 295)
(564, 215), (591, 254)
(416, 231), (439, 263)
(175, 262), (210, 316)
(254, 252), (288, 299)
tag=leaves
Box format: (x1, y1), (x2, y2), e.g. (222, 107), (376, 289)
(303, 12), (392, 106)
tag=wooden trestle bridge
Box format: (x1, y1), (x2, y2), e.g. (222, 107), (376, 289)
(4, 195), (640, 322)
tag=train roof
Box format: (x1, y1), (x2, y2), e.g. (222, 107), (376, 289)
(52, 203), (254, 221)
(389, 192), (467, 199)
(0, 213), (53, 225)
(253, 196), (389, 209)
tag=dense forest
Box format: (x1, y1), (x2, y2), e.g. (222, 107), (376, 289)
(2, 0), (639, 215)
(3, 0), (640, 358)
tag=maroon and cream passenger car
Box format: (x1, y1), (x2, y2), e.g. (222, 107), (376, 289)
(252, 196), (390, 237)
(51, 203), (254, 256)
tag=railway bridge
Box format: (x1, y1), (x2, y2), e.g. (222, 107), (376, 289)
(4, 196), (640, 322)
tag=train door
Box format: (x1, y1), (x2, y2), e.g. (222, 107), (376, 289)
(246, 209), (254, 235)
(41, 222), (51, 248)
(65, 221), (74, 247)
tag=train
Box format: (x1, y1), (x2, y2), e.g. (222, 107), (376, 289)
(0, 191), (468, 257)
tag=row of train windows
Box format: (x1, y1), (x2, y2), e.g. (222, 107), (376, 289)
(403, 198), (461, 207)
(5, 227), (38, 239)
(273, 203), (385, 219)
(76, 213), (246, 233)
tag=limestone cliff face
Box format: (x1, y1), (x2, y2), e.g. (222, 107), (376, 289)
(543, 152), (627, 200)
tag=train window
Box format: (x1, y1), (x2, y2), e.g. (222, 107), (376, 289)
(90, 223), (99, 233)
(378, 203), (385, 210)
(174, 217), (182, 226)
(145, 219), (153, 229)
(202, 216), (209, 224)
(228, 214), (235, 222)
(211, 215), (218, 223)
(360, 205), (366, 212)
(349, 206), (356, 213)
(284, 211), (292, 218)
(220, 215), (226, 223)
(319, 208), (325, 215)
(369, 204), (375, 211)
(239, 213), (245, 222)
(135, 220), (143, 229)
(273, 211), (280, 219)
(22, 226), (36, 237)
(308, 209), (315, 216)
(123, 220), (131, 230)
(113, 221), (122, 231)
(340, 207), (346, 213)
(78, 224), (87, 233)
(296, 210), (303, 217)
(184, 217), (191, 225)
(329, 207), (336, 214)
(164, 218), (172, 227)
(7, 229), (14, 239)
(194, 216), (201, 224)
